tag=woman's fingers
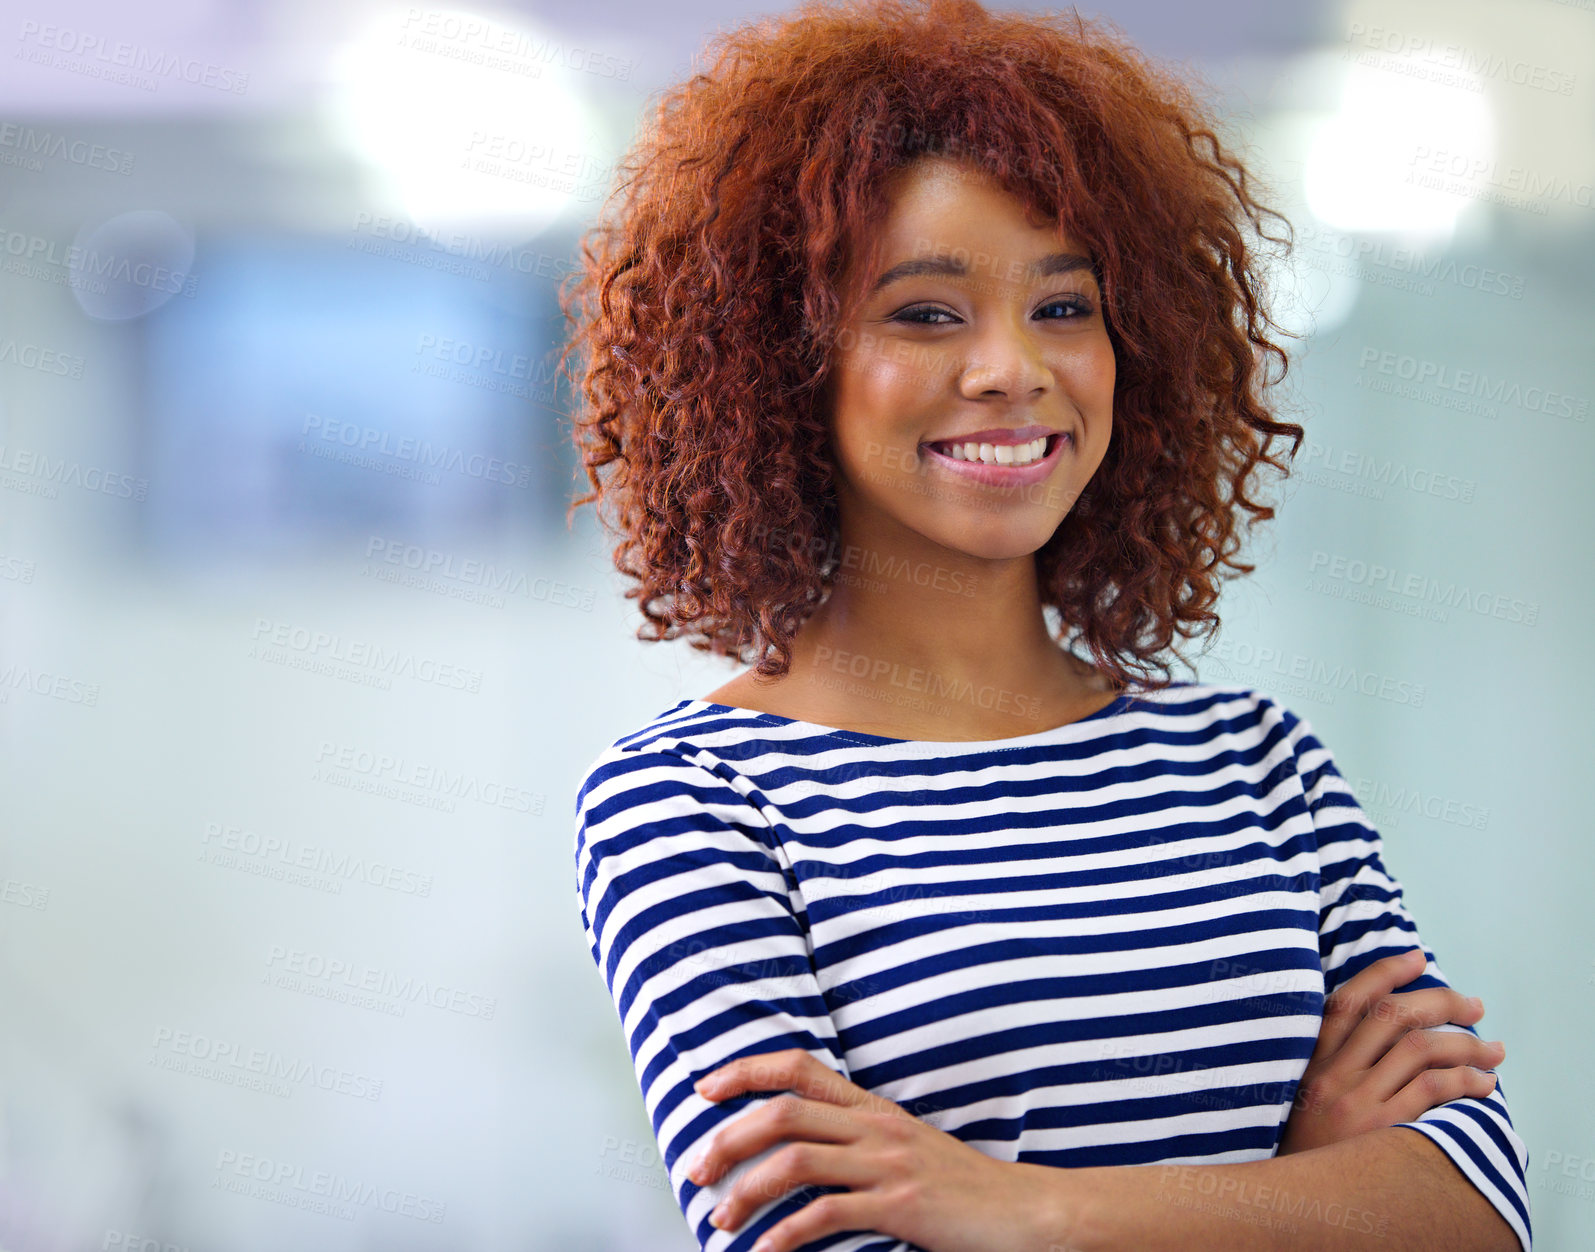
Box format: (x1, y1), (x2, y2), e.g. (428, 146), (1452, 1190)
(1362, 1028), (1506, 1105)
(1312, 947), (1427, 1062)
(697, 1048), (898, 1115)
(1379, 1062), (1503, 1125)
(1332, 985), (1487, 1075)
(706, 1140), (875, 1233)
(1280, 949), (1507, 1156)
(688, 1093), (864, 1186)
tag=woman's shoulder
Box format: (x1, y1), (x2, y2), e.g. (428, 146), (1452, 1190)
(572, 697), (783, 815)
(1121, 678), (1324, 753)
(589, 693), (794, 761)
(571, 701), (797, 874)
(1122, 677), (1299, 721)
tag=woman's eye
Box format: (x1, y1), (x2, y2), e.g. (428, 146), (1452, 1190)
(891, 305), (958, 325)
(1038, 298), (1093, 320)
(890, 298), (1094, 326)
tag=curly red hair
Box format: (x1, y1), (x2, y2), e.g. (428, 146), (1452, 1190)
(556, 0), (1305, 690)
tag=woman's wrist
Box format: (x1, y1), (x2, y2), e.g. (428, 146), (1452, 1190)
(1012, 1160), (1099, 1252)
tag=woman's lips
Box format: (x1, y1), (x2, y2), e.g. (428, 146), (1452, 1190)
(919, 431), (1072, 488)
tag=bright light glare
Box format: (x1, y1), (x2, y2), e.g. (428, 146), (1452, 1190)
(327, 8), (612, 234)
(1304, 54), (1494, 234)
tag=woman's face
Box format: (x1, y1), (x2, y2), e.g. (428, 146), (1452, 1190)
(825, 156), (1115, 563)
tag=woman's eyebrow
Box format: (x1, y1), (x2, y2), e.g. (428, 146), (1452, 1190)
(868, 250), (1097, 295)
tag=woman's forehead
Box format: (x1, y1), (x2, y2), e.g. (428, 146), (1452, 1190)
(842, 168), (1091, 283)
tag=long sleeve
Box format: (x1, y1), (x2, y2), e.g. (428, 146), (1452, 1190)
(574, 744), (925, 1252)
(1279, 703), (1533, 1252)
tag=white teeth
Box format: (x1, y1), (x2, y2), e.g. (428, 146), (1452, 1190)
(932, 435), (1053, 466)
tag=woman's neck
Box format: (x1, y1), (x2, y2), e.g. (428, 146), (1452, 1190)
(708, 543), (1122, 741)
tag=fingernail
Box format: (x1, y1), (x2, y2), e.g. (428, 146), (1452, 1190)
(1466, 996), (1483, 1010)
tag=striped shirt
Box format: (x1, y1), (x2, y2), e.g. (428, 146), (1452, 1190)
(573, 680), (1531, 1251)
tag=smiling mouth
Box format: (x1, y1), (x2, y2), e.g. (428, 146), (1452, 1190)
(922, 432), (1072, 466)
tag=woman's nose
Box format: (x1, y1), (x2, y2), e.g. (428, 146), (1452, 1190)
(957, 325), (1054, 399)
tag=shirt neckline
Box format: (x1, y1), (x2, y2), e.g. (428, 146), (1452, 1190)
(680, 686), (1157, 752)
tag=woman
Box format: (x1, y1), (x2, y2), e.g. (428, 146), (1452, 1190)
(562, 2), (1530, 1249)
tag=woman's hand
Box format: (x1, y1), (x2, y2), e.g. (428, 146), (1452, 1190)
(686, 1048), (1068, 1252)
(1278, 946), (1507, 1156)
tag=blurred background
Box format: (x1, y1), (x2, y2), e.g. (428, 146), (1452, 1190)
(0, 0), (1590, 1248)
